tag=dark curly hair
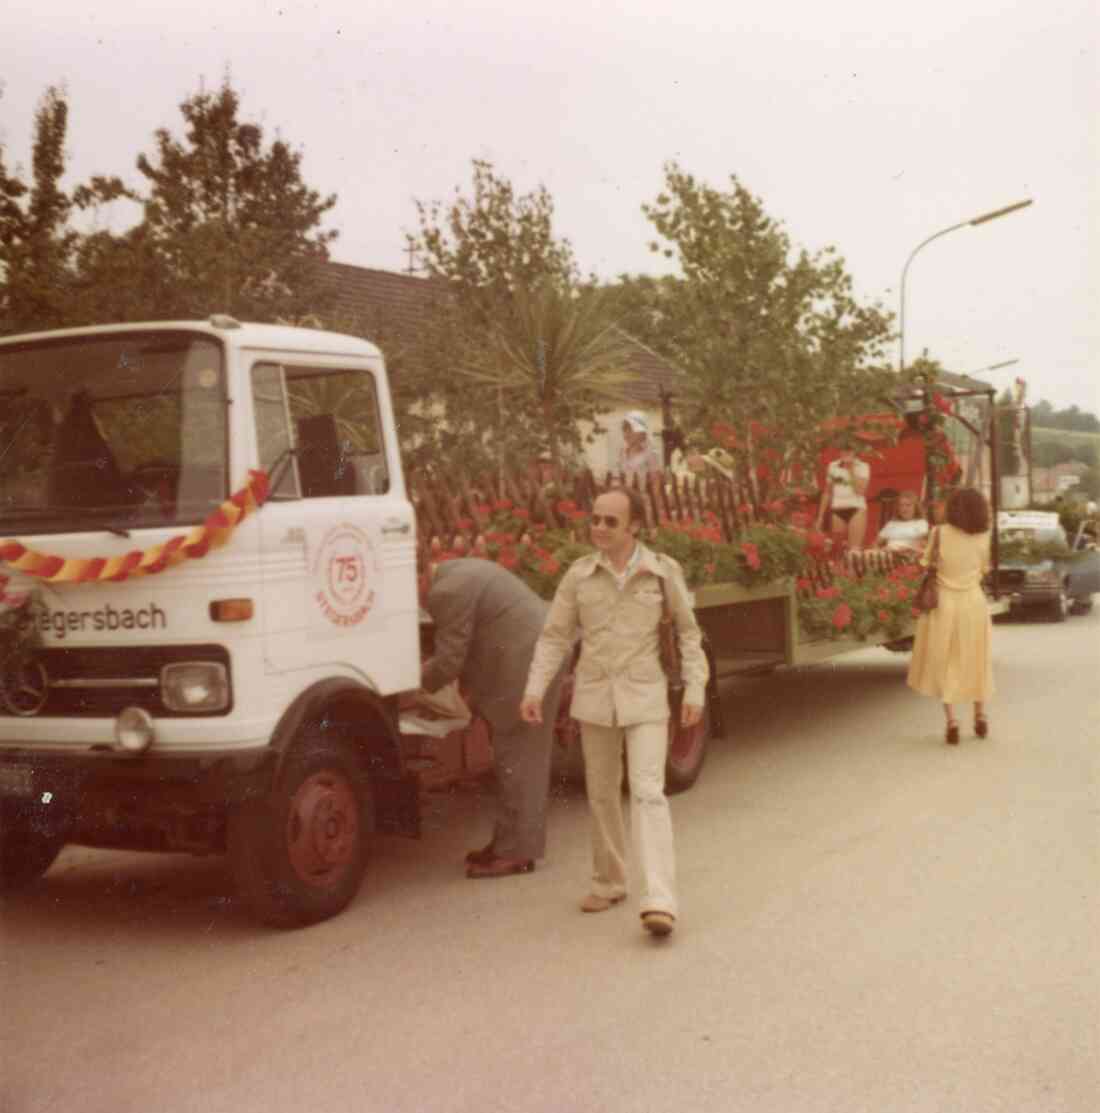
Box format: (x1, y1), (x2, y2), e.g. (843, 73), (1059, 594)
(945, 487), (990, 534)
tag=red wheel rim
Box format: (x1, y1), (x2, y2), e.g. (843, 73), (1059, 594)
(667, 715), (705, 772)
(285, 770), (360, 890)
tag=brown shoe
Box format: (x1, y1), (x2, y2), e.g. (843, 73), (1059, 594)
(974, 715), (989, 739)
(580, 893), (626, 913)
(946, 722), (959, 745)
(465, 841), (496, 866)
(641, 911), (675, 937)
(466, 855), (534, 879)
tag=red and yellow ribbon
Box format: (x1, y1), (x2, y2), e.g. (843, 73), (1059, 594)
(0, 470), (269, 585)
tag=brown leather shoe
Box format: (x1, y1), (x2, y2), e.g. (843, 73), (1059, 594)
(974, 715), (989, 739)
(946, 722), (959, 745)
(641, 911), (676, 937)
(466, 855), (534, 879)
(580, 893), (626, 913)
(465, 841), (496, 866)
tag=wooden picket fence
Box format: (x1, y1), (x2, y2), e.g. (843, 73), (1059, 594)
(408, 461), (754, 557)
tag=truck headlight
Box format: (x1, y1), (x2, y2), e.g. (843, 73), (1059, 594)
(161, 662), (229, 712)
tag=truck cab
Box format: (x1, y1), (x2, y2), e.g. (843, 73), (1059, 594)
(0, 319), (420, 925)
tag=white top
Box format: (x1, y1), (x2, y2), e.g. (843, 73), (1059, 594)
(827, 457), (870, 510)
(618, 445), (661, 476)
(876, 517), (930, 551)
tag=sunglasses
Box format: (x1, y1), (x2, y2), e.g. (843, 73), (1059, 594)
(589, 514), (621, 528)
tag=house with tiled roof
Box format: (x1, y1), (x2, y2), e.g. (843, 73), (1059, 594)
(315, 261), (689, 473)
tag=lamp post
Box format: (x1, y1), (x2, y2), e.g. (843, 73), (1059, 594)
(898, 200), (1033, 374)
(968, 358), (1020, 377)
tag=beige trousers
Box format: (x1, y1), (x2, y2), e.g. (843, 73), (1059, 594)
(579, 719), (677, 918)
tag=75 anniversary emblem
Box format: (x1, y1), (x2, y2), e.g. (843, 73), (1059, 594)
(312, 523), (378, 628)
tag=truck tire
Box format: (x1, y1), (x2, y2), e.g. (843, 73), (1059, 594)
(664, 697), (711, 795)
(228, 733), (372, 928)
(1048, 587), (1069, 623)
(0, 801), (67, 893)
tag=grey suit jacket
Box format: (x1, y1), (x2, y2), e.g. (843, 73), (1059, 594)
(422, 559), (552, 732)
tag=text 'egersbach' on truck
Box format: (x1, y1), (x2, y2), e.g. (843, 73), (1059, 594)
(0, 318), (1011, 927)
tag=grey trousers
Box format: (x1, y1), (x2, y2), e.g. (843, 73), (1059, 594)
(484, 671), (564, 861)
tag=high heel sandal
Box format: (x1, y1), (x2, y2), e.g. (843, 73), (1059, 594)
(974, 715), (988, 739)
(945, 721), (959, 745)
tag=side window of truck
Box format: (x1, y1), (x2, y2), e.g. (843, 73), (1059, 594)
(251, 362), (389, 499)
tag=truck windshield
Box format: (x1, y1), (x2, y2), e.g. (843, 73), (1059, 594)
(0, 330), (227, 534)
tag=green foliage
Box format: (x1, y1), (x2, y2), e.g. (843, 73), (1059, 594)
(406, 161), (628, 475)
(611, 162), (895, 491)
(1030, 400), (1100, 433)
(458, 280), (641, 469)
(2, 80), (337, 333)
(0, 87), (126, 333)
(86, 81), (337, 323)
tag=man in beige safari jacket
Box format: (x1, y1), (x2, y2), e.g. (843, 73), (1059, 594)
(521, 487), (708, 937)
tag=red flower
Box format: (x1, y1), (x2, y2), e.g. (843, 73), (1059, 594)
(790, 511), (811, 530)
(895, 586), (911, 602)
(474, 504), (492, 519)
(806, 530), (828, 556)
(539, 557), (560, 576)
(556, 499), (578, 515)
(514, 508), (530, 521)
(877, 586), (892, 601)
(832, 603), (853, 630)
(796, 577), (812, 591)
(455, 517), (473, 531)
(765, 499), (785, 516)
(498, 549), (518, 570)
(569, 509), (588, 523)
(712, 421), (739, 449)
(878, 610), (890, 623)
(756, 464), (771, 481)
(816, 586), (840, 600)
(932, 393), (953, 415)
(740, 541), (761, 570)
(493, 499), (513, 512)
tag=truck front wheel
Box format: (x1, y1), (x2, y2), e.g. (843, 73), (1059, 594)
(229, 735), (372, 928)
(0, 801), (68, 893)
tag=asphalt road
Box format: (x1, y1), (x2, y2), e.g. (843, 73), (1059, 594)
(2, 610), (1097, 1113)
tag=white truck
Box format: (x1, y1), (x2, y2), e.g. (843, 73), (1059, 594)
(0, 319), (423, 926)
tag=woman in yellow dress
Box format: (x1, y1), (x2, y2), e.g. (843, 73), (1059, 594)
(907, 487), (994, 744)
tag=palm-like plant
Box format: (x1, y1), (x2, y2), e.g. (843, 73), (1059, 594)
(458, 281), (640, 472)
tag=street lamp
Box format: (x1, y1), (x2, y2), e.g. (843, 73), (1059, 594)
(968, 358), (1020, 377)
(898, 199), (1033, 373)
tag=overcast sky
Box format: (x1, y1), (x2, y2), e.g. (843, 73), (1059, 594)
(3, 0), (1096, 410)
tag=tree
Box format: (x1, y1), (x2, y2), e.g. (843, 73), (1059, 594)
(73, 79), (338, 323)
(0, 87), (101, 333)
(612, 163), (895, 487)
(459, 280), (639, 471)
(405, 160), (636, 473)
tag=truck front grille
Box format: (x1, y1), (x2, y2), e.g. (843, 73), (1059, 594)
(1, 645), (232, 718)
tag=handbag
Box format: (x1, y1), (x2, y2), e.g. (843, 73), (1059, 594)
(656, 566), (684, 690)
(914, 527), (941, 613)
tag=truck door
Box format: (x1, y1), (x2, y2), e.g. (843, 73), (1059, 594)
(250, 358), (419, 693)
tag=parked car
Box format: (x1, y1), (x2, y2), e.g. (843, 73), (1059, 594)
(995, 511), (1100, 621)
